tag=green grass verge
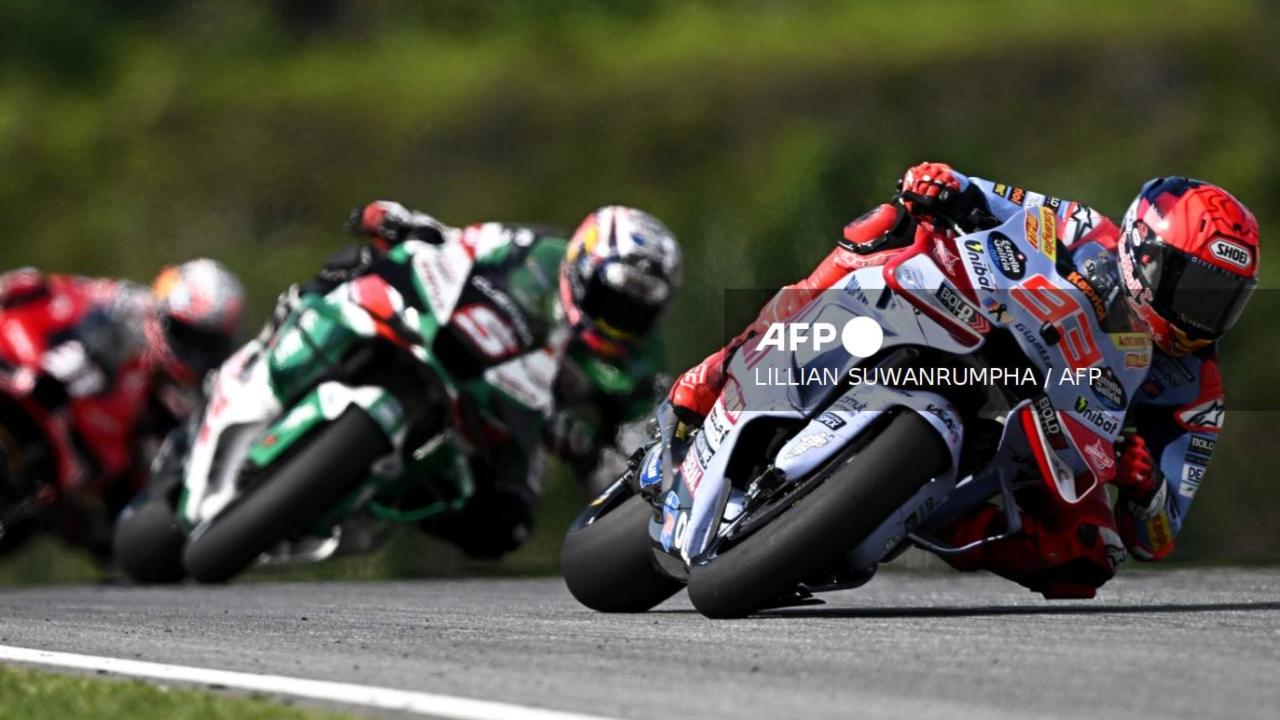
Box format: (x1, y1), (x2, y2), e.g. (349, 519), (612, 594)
(0, 664), (355, 720)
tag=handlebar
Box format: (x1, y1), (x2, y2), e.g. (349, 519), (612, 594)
(891, 190), (1000, 235)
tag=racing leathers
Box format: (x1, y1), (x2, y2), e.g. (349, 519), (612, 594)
(274, 203), (664, 558)
(667, 165), (1224, 598)
(0, 270), (196, 558)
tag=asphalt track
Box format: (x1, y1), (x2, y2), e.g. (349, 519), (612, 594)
(1, 568), (1278, 719)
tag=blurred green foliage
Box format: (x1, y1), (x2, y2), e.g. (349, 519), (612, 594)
(1, 0), (1278, 580)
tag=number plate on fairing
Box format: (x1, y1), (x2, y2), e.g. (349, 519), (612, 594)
(921, 210), (1152, 491)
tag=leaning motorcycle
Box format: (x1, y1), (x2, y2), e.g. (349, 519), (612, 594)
(114, 237), (554, 583)
(562, 198), (1149, 617)
(1, 287), (151, 558)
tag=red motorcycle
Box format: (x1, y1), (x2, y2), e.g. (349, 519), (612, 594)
(0, 271), (160, 558)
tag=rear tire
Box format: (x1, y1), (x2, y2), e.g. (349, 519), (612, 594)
(687, 412), (948, 618)
(561, 493), (682, 612)
(182, 409), (390, 583)
(114, 499), (187, 584)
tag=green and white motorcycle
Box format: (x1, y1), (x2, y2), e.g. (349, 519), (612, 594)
(114, 236), (556, 583)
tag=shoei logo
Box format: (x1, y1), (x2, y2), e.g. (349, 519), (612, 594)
(757, 317), (885, 358)
(1209, 238), (1250, 269)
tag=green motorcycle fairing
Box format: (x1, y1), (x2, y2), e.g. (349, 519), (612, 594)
(233, 232), (563, 531)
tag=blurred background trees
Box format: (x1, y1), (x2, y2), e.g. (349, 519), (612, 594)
(2, 0), (1277, 580)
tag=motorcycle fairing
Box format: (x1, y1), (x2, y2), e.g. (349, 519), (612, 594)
(773, 385), (962, 483)
(775, 384), (965, 580)
(177, 341), (279, 528)
(180, 282), (428, 531)
(246, 382), (407, 470)
(886, 209), (1152, 504)
(661, 264), (972, 564)
(403, 237), (475, 326)
(481, 348), (558, 418)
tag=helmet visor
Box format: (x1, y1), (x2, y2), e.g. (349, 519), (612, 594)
(580, 265), (668, 339)
(600, 260), (674, 305)
(1142, 245), (1256, 339)
(165, 318), (235, 376)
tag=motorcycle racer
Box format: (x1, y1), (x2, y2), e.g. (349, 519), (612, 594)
(667, 162), (1258, 598)
(0, 260), (244, 558)
(269, 202), (681, 558)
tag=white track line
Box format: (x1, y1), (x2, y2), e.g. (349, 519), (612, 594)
(0, 644), (619, 720)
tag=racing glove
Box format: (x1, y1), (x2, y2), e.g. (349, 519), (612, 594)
(896, 162), (997, 232)
(344, 201), (446, 246)
(1115, 433), (1158, 497)
(898, 162), (963, 207)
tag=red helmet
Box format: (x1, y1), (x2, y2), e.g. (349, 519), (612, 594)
(1117, 177), (1260, 355)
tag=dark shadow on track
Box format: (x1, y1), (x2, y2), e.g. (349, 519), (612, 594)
(756, 601), (1280, 619)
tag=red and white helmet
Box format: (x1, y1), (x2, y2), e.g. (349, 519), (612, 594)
(559, 206), (682, 356)
(151, 259), (245, 381)
(1117, 177), (1260, 355)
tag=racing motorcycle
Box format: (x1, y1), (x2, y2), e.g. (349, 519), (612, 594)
(562, 198), (1150, 617)
(1, 279), (155, 558)
(114, 236), (555, 583)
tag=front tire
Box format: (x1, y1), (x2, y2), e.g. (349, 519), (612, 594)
(114, 498), (187, 584)
(561, 493), (682, 612)
(687, 412), (949, 618)
(182, 409), (390, 583)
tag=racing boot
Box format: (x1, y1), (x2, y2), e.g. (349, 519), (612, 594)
(937, 490), (1125, 599)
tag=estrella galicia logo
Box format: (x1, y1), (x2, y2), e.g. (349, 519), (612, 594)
(1091, 367), (1127, 411)
(987, 232), (1026, 279)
